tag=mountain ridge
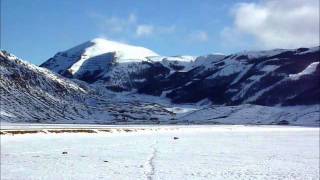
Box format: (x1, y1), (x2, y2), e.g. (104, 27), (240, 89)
(40, 39), (320, 106)
(1, 40), (319, 125)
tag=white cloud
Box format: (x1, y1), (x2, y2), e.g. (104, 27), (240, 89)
(128, 13), (137, 24)
(136, 25), (154, 37)
(223, 0), (319, 49)
(103, 14), (137, 34)
(159, 25), (176, 34)
(135, 24), (175, 38)
(90, 12), (175, 40)
(188, 31), (209, 42)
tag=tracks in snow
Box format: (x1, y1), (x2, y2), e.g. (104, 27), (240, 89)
(144, 142), (158, 180)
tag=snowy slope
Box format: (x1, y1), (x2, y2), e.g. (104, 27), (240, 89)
(0, 50), (173, 123)
(41, 39), (203, 90)
(0, 50), (91, 122)
(40, 38), (158, 81)
(144, 46), (320, 105)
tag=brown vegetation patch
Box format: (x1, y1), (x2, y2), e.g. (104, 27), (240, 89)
(99, 129), (112, 133)
(123, 129), (133, 132)
(1, 130), (42, 135)
(47, 129), (96, 133)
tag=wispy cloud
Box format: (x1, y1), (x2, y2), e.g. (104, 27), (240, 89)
(103, 14), (135, 34)
(158, 25), (176, 34)
(135, 25), (154, 37)
(222, 0), (319, 49)
(188, 31), (209, 42)
(89, 12), (175, 40)
(128, 13), (137, 24)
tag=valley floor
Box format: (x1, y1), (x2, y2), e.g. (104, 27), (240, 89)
(1, 125), (319, 180)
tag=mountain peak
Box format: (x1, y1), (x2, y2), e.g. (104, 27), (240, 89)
(63, 38), (159, 60)
(83, 38), (159, 59)
(40, 38), (159, 76)
(89, 37), (114, 44)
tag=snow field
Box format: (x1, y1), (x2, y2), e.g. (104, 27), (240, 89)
(1, 126), (319, 180)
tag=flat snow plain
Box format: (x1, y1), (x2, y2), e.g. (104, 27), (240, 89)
(1, 125), (319, 180)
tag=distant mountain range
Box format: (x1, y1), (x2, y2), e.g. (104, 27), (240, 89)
(1, 38), (319, 125)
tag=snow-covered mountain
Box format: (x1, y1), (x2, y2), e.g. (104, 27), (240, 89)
(40, 38), (158, 82)
(41, 39), (320, 106)
(1, 39), (319, 126)
(0, 50), (173, 124)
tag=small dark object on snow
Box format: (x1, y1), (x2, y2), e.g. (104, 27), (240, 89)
(173, 137), (179, 140)
(103, 160), (109, 162)
(277, 120), (289, 125)
(62, 152), (68, 154)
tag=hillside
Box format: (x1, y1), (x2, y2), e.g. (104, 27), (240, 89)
(1, 40), (319, 125)
(41, 39), (320, 106)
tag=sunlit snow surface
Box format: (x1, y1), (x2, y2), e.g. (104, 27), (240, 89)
(1, 125), (319, 180)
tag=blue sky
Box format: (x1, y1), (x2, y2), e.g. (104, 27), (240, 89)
(1, 0), (319, 65)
